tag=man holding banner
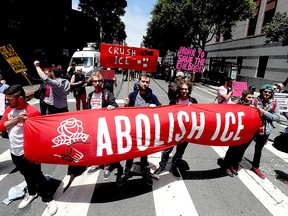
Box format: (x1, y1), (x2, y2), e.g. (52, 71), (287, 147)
(118, 72), (161, 186)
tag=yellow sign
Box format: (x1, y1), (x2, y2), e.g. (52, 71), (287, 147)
(0, 44), (27, 73)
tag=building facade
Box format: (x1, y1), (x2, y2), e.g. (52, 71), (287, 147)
(205, 0), (288, 90)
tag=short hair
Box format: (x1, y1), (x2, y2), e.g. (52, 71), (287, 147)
(3, 84), (25, 97)
(88, 71), (104, 83)
(53, 68), (63, 78)
(138, 72), (150, 81)
(177, 79), (193, 94)
(242, 89), (254, 98)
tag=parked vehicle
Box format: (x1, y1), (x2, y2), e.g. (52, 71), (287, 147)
(67, 43), (100, 81)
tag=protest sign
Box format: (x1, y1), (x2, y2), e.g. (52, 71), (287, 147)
(24, 104), (261, 166)
(100, 43), (159, 72)
(0, 44), (27, 73)
(100, 70), (115, 80)
(176, 46), (206, 72)
(274, 93), (288, 112)
(232, 81), (248, 97)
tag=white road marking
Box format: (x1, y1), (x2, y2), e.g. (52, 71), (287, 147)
(0, 150), (11, 181)
(149, 152), (199, 216)
(212, 146), (288, 216)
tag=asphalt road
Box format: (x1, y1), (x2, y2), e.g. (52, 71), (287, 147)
(1, 75), (288, 216)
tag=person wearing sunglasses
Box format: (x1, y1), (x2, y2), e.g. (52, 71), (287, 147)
(86, 71), (123, 183)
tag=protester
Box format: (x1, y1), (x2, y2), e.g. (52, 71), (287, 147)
(0, 85), (57, 215)
(68, 62), (77, 79)
(34, 60), (70, 114)
(217, 76), (234, 104)
(219, 89), (255, 177)
(154, 79), (198, 178)
(168, 70), (185, 100)
(118, 72), (161, 186)
(70, 67), (87, 111)
(86, 71), (123, 183)
(103, 68), (117, 94)
(234, 84), (279, 179)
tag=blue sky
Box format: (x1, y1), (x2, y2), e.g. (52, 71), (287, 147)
(72, 0), (157, 47)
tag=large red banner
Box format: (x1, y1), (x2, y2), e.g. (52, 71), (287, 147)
(100, 43), (159, 72)
(24, 104), (262, 166)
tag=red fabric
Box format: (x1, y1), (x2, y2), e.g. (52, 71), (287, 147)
(23, 104), (262, 166)
(100, 43), (159, 72)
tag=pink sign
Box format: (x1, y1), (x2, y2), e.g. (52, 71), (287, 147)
(232, 81), (248, 97)
(176, 46), (206, 72)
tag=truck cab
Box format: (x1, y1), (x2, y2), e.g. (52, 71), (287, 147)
(67, 42), (100, 81)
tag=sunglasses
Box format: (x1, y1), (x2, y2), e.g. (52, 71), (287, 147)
(93, 80), (103, 83)
(263, 90), (272, 94)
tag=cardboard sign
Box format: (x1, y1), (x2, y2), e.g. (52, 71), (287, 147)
(232, 81), (248, 97)
(23, 104), (262, 166)
(176, 46), (206, 72)
(100, 43), (159, 72)
(0, 44), (27, 73)
(100, 70), (115, 80)
(274, 93), (288, 112)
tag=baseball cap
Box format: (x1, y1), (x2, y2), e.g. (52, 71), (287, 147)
(176, 71), (184, 77)
(260, 84), (274, 91)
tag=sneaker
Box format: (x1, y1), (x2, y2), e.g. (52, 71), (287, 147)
(143, 173), (153, 186)
(116, 175), (127, 187)
(154, 166), (165, 175)
(103, 169), (111, 181)
(18, 193), (38, 209)
(87, 165), (100, 174)
(46, 200), (58, 216)
(251, 167), (265, 179)
(171, 166), (181, 178)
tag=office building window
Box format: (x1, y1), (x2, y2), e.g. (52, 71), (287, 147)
(262, 0), (278, 32)
(247, 0), (261, 36)
(257, 56), (268, 78)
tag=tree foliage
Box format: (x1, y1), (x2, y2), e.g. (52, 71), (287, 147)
(263, 12), (288, 46)
(77, 0), (127, 44)
(143, 0), (256, 60)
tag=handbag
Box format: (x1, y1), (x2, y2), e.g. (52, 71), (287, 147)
(73, 88), (81, 97)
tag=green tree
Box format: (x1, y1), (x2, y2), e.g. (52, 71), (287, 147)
(78, 0), (127, 45)
(263, 12), (288, 46)
(143, 0), (256, 61)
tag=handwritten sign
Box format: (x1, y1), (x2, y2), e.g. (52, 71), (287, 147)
(0, 44), (27, 73)
(176, 46), (206, 72)
(100, 43), (159, 72)
(274, 93), (288, 112)
(100, 70), (115, 80)
(232, 81), (248, 97)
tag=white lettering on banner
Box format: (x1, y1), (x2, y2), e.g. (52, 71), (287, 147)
(153, 114), (164, 146)
(187, 112), (205, 139)
(97, 117), (113, 156)
(175, 111), (189, 142)
(115, 116), (132, 154)
(95, 111), (246, 157)
(136, 114), (151, 151)
(108, 46), (137, 66)
(114, 56), (129, 65)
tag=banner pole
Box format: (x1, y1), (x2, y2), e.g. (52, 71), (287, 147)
(126, 69), (130, 96)
(23, 73), (33, 86)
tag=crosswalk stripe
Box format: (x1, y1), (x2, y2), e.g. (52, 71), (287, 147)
(0, 150), (11, 181)
(212, 146), (288, 216)
(149, 152), (199, 216)
(42, 169), (100, 216)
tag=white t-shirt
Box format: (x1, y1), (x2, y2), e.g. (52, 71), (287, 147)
(90, 92), (102, 109)
(6, 109), (26, 156)
(217, 85), (232, 104)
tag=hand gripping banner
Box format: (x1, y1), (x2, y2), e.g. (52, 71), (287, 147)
(23, 104), (262, 166)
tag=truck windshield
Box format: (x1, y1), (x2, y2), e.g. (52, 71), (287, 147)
(70, 57), (93, 67)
